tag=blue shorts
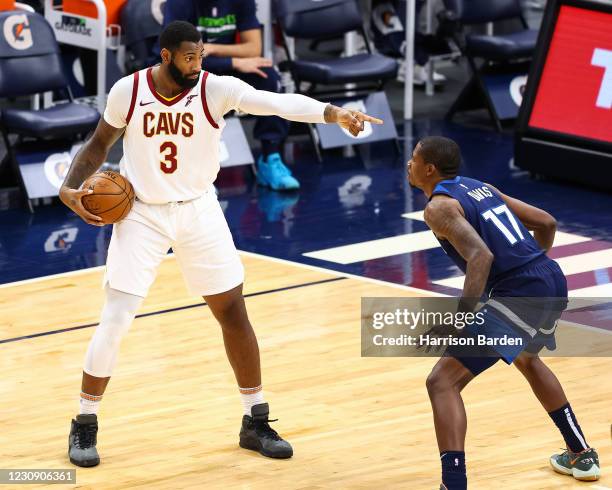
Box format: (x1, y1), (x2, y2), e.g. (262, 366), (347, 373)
(447, 255), (568, 376)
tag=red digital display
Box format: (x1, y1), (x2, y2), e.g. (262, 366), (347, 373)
(529, 5), (612, 143)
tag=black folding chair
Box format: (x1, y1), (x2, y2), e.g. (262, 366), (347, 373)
(443, 0), (538, 130)
(0, 10), (99, 209)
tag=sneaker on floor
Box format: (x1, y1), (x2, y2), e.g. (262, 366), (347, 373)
(397, 60), (446, 85)
(412, 64), (446, 85)
(256, 153), (300, 191)
(239, 403), (293, 459)
(550, 447), (600, 481)
(68, 414), (100, 467)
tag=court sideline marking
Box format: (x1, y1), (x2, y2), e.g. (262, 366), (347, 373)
(0, 250), (444, 296)
(0, 276), (346, 344)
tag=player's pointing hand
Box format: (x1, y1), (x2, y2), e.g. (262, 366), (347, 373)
(324, 104), (383, 137)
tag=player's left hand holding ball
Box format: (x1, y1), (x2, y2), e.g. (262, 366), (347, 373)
(59, 186), (104, 227)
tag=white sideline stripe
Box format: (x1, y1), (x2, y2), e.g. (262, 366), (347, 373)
(0, 264), (106, 288)
(570, 283), (612, 297)
(401, 210), (425, 221)
(558, 248), (612, 275)
(0, 249), (446, 297)
(433, 275), (465, 290)
(0, 253), (174, 289)
(434, 247), (612, 291)
(551, 231), (592, 246)
(402, 210), (593, 247)
(239, 250), (446, 296)
(303, 230), (439, 264)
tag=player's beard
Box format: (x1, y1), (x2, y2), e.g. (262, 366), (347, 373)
(168, 58), (200, 89)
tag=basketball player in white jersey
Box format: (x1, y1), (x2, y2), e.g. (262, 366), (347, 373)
(59, 21), (382, 467)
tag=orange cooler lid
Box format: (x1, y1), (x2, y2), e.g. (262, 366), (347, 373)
(62, 0), (126, 26)
(0, 0), (16, 11)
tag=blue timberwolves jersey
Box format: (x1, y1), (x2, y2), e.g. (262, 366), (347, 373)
(430, 176), (544, 288)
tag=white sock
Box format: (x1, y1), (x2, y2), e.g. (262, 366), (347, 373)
(239, 385), (265, 416)
(79, 391), (103, 415)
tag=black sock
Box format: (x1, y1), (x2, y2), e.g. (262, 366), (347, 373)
(548, 402), (588, 453)
(440, 451), (466, 490)
(261, 140), (281, 159)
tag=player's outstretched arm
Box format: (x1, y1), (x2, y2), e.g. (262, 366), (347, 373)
(235, 89), (382, 137)
(59, 119), (124, 226)
(486, 183), (556, 251)
(425, 197), (493, 313)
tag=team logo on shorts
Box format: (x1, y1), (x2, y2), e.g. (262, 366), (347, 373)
(3, 14), (33, 50)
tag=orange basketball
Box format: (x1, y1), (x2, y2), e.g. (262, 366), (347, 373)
(81, 171), (135, 224)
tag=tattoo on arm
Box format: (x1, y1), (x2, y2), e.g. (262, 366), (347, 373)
(62, 120), (124, 189)
(425, 199), (493, 312)
(63, 140), (106, 189)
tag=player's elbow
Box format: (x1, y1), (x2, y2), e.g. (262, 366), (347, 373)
(541, 214), (557, 233)
(471, 248), (493, 269)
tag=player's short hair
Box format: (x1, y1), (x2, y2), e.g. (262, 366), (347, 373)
(417, 136), (461, 177)
(159, 21), (201, 52)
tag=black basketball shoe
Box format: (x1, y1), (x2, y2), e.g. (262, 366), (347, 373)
(68, 414), (100, 467)
(239, 403), (293, 459)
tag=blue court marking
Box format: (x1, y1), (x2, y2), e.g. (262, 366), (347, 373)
(0, 276), (346, 344)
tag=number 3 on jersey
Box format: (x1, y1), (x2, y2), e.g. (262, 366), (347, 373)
(160, 142), (178, 174)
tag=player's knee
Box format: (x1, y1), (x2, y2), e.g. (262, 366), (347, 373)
(207, 288), (250, 330)
(217, 310), (251, 333)
(98, 308), (134, 345)
(514, 354), (539, 374)
(426, 369), (450, 396)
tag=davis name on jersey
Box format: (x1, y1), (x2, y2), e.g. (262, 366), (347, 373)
(467, 186), (493, 202)
(431, 176), (544, 290)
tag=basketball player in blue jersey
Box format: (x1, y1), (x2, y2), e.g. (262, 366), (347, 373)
(407, 136), (600, 489)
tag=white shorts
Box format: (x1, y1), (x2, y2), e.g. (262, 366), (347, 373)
(103, 188), (244, 297)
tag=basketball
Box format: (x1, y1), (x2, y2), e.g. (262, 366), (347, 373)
(81, 171), (135, 224)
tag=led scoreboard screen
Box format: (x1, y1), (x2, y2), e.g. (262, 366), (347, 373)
(528, 5), (612, 143)
(515, 0), (612, 191)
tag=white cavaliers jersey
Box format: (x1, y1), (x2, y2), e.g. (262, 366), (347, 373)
(104, 67), (253, 203)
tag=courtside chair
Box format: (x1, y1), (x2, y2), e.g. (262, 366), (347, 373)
(443, 0), (538, 130)
(274, 0), (398, 96)
(274, 0), (398, 160)
(0, 10), (99, 209)
(120, 0), (162, 73)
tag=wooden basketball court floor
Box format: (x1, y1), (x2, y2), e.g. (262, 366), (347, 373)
(1, 252), (610, 490)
